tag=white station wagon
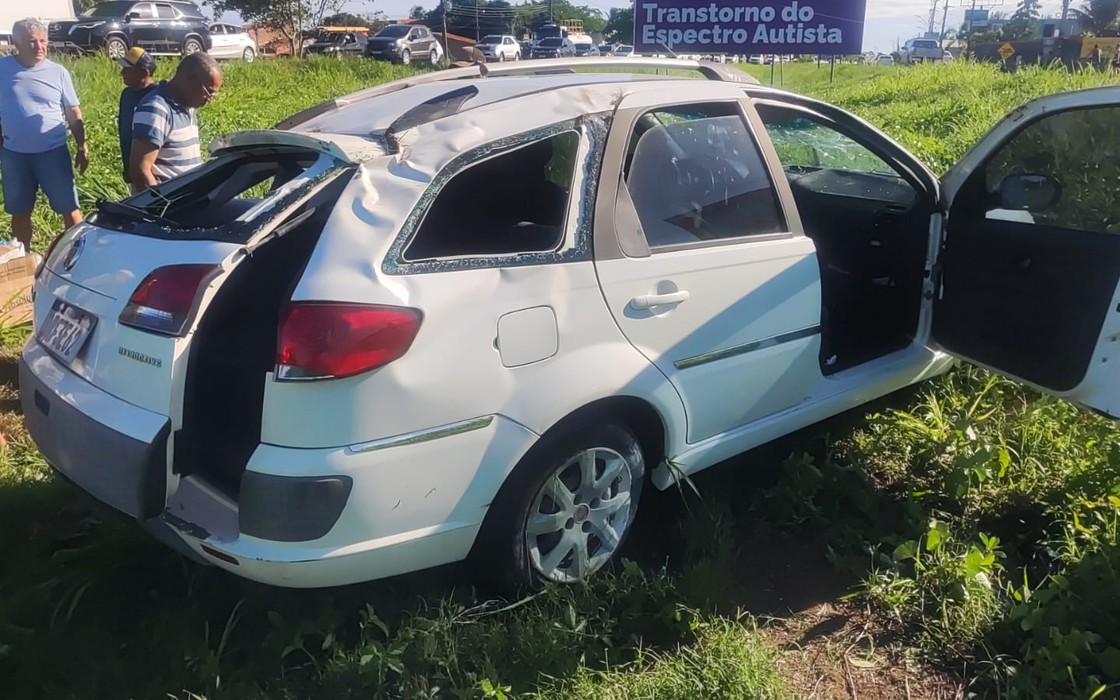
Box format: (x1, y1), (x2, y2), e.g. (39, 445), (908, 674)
(21, 58), (1120, 589)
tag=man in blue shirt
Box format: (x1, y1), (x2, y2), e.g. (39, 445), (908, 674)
(130, 52), (221, 190)
(0, 18), (88, 252)
(117, 46), (157, 194)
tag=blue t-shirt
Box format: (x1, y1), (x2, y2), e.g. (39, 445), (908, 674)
(119, 84), (157, 174)
(132, 82), (202, 183)
(0, 56), (80, 154)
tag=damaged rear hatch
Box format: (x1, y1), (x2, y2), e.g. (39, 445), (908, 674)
(29, 131), (368, 514)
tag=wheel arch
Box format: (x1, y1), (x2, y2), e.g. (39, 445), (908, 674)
(182, 33), (207, 52)
(467, 394), (666, 586)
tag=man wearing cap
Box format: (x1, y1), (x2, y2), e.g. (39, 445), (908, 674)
(0, 17), (88, 252)
(117, 46), (157, 193)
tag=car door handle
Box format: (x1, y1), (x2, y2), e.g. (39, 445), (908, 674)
(630, 290), (690, 310)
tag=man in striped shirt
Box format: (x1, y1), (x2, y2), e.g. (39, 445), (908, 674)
(129, 52), (222, 190)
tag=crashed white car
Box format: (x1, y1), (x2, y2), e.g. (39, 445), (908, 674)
(21, 58), (1120, 588)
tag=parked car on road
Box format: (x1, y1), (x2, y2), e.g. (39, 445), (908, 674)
(365, 23), (439, 64)
(207, 22), (256, 62)
(611, 44), (634, 57)
(530, 36), (576, 59)
(305, 29), (368, 57)
(573, 42), (599, 57)
(48, 0), (211, 58)
(897, 37), (943, 64)
(876, 52), (895, 65)
(475, 34), (521, 61)
(22, 58), (1120, 590)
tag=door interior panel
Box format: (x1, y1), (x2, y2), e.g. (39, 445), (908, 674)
(933, 216), (1120, 391)
(785, 172), (928, 372)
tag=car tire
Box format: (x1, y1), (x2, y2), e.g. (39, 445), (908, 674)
(430, 48), (438, 63)
(399, 48), (411, 65)
(105, 36), (128, 59)
(242, 46), (255, 62)
(471, 418), (646, 591)
(182, 37), (203, 56)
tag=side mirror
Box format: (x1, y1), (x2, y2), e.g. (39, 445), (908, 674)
(999, 173), (1061, 211)
(126, 11), (140, 20)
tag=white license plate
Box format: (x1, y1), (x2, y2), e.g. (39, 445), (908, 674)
(38, 300), (96, 363)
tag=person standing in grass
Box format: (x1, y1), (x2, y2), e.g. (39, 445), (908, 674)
(129, 51), (222, 190)
(0, 17), (88, 252)
(117, 47), (158, 194)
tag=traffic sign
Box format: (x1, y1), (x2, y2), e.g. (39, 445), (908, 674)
(998, 42), (1015, 59)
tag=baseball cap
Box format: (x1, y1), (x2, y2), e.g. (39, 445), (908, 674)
(117, 46), (157, 73)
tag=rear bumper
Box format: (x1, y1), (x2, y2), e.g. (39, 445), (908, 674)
(20, 340), (171, 519)
(164, 414), (541, 588)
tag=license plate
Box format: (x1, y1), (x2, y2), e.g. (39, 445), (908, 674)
(38, 300), (96, 363)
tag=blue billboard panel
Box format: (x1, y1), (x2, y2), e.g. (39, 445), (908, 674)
(634, 0), (868, 55)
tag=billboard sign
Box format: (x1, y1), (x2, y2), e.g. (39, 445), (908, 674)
(633, 0), (868, 55)
(964, 9), (990, 28)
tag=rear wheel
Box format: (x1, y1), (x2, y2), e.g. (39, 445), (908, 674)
(182, 37), (203, 56)
(472, 419), (646, 589)
(242, 46), (255, 62)
(105, 36), (128, 59)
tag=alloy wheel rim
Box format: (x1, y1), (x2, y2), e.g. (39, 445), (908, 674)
(525, 446), (635, 583)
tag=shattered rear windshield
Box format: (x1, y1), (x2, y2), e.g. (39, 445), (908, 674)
(88, 148), (351, 241)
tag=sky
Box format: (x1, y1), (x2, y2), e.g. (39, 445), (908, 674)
(225, 0), (1068, 54)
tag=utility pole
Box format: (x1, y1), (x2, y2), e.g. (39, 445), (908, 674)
(1060, 0), (1070, 35)
(442, 0), (449, 60)
(940, 0), (951, 40)
(475, 0), (480, 41)
(928, 0), (939, 34)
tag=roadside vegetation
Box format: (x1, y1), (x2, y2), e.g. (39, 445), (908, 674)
(1, 57), (1118, 699)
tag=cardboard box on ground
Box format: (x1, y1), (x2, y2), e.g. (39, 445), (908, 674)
(0, 242), (36, 326)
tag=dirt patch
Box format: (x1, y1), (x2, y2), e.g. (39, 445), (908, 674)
(768, 602), (964, 700)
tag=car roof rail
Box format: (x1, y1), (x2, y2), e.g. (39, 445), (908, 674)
(275, 57), (758, 130)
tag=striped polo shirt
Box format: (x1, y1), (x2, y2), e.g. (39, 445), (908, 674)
(131, 82), (202, 183)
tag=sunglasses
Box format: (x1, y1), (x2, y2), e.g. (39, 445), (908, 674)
(200, 81), (219, 100)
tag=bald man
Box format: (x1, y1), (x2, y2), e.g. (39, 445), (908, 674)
(129, 51), (222, 190)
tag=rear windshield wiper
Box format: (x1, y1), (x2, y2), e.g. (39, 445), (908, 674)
(95, 199), (178, 228)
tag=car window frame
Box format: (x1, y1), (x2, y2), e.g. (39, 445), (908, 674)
(153, 3), (177, 19)
(754, 101), (923, 207)
(129, 2), (156, 19)
(748, 93), (938, 203)
(614, 98), (797, 256)
(383, 116), (611, 276)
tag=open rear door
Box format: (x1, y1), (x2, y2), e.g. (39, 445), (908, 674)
(933, 86), (1120, 417)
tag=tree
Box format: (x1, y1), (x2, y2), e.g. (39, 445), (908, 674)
(410, 5), (426, 20)
(603, 5), (634, 43)
(206, 0), (367, 55)
(320, 12), (373, 27)
(1073, 0), (1120, 32)
(1003, 0), (1042, 38)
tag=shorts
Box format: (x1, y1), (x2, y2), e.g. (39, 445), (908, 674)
(1, 146), (80, 215)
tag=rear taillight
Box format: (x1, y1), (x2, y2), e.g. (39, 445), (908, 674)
(119, 264), (218, 336)
(276, 302), (422, 381)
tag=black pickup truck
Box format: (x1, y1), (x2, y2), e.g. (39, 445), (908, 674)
(49, 0), (212, 58)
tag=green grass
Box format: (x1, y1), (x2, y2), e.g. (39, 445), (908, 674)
(1, 57), (1120, 699)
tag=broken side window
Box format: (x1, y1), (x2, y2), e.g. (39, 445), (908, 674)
(403, 130), (581, 261)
